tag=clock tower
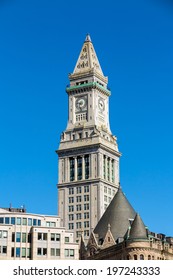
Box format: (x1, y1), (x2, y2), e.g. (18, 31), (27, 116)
(56, 35), (121, 242)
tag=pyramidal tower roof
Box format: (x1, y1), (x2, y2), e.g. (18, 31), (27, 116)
(128, 213), (148, 240)
(93, 188), (136, 242)
(72, 34), (104, 77)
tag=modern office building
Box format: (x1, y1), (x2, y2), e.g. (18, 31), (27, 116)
(57, 35), (121, 242)
(0, 207), (78, 260)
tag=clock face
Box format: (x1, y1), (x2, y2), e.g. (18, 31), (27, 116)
(98, 97), (105, 112)
(75, 96), (87, 111)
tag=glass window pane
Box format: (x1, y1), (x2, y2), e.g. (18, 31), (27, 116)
(16, 247), (20, 257)
(12, 232), (15, 242)
(11, 217), (15, 225)
(16, 232), (21, 242)
(3, 231), (8, 238)
(17, 217), (21, 225)
(22, 248), (26, 257)
(11, 247), (14, 257)
(2, 246), (7, 254)
(65, 237), (69, 243)
(56, 249), (60, 256)
(51, 248), (55, 256)
(56, 233), (60, 241)
(28, 218), (32, 226)
(22, 233), (26, 242)
(43, 248), (47, 255)
(27, 248), (31, 258)
(37, 248), (41, 255)
(70, 249), (74, 257)
(5, 217), (10, 224)
(43, 233), (47, 240)
(38, 233), (42, 240)
(28, 233), (31, 243)
(65, 249), (69, 257)
(22, 218), (27, 225)
(51, 233), (55, 241)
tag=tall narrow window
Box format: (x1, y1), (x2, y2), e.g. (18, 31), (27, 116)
(27, 248), (31, 258)
(22, 218), (27, 225)
(103, 155), (106, 179)
(12, 232), (15, 242)
(5, 217), (10, 224)
(84, 155), (89, 179)
(69, 187), (74, 195)
(16, 247), (20, 257)
(11, 247), (14, 257)
(111, 159), (114, 182)
(28, 233), (31, 243)
(107, 158), (110, 181)
(77, 157), (82, 180)
(76, 186), (81, 194)
(22, 233), (26, 243)
(22, 248), (26, 258)
(17, 217), (21, 225)
(16, 232), (21, 242)
(11, 217), (15, 225)
(84, 186), (89, 193)
(70, 158), (75, 181)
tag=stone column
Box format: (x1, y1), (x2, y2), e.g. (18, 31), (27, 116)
(58, 158), (62, 183)
(114, 159), (119, 186)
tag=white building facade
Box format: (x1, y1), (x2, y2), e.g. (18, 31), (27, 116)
(57, 35), (121, 242)
(0, 207), (78, 260)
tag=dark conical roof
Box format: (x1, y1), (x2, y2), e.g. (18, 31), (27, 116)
(94, 188), (136, 242)
(128, 213), (148, 240)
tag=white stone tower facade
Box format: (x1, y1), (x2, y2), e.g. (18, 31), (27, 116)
(56, 35), (121, 242)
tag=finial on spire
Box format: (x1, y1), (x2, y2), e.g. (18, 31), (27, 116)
(85, 34), (91, 42)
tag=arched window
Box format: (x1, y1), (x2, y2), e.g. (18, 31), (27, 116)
(148, 255), (151, 260)
(134, 254), (137, 260)
(140, 254), (144, 260)
(90, 247), (95, 256)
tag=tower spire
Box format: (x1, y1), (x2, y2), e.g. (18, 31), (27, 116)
(57, 36), (121, 242)
(72, 34), (104, 77)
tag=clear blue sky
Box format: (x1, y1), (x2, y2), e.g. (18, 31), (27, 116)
(0, 0), (173, 236)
